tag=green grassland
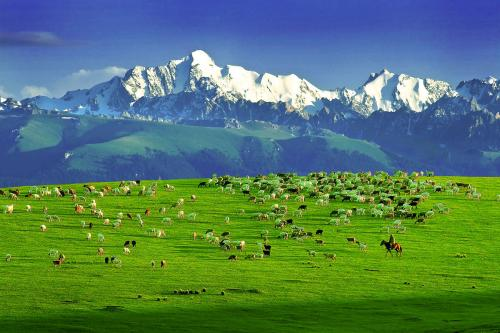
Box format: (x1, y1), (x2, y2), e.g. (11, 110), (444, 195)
(0, 175), (499, 332)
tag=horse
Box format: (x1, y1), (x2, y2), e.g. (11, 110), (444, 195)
(380, 240), (403, 256)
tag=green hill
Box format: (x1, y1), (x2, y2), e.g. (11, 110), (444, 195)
(0, 114), (394, 185)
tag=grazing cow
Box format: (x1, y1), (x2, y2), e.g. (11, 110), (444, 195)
(124, 240), (130, 248)
(263, 250), (271, 257)
(53, 259), (63, 267)
(242, 190), (250, 195)
(228, 255), (237, 261)
(123, 247), (130, 255)
(127, 213), (133, 220)
(144, 208), (151, 216)
(160, 260), (167, 268)
(131, 240), (136, 248)
(88, 222), (93, 230)
(104, 257), (109, 264)
(315, 229), (323, 235)
(315, 239), (325, 245)
(346, 237), (357, 243)
(298, 204), (307, 210)
(264, 244), (272, 251)
(198, 181), (207, 188)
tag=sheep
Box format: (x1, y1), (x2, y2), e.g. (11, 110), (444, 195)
(103, 218), (110, 225)
(278, 231), (289, 240)
(123, 247), (130, 255)
(425, 210), (435, 218)
(237, 240), (246, 251)
(356, 241), (368, 252)
(45, 215), (60, 222)
(5, 254), (12, 262)
(151, 260), (156, 268)
(162, 217), (172, 225)
(4, 204), (14, 215)
(117, 212), (124, 219)
(193, 231), (197, 240)
(86, 232), (92, 241)
(144, 208), (151, 216)
(97, 248), (104, 256)
(26, 205), (32, 212)
(90, 200), (97, 210)
(40, 224), (47, 232)
(160, 259), (167, 268)
(159, 207), (167, 214)
(43, 206), (48, 214)
(191, 194), (197, 201)
(74, 204), (85, 214)
(156, 229), (166, 238)
(324, 253), (336, 261)
(96, 209), (104, 219)
(98, 233), (105, 242)
(53, 259), (63, 267)
(177, 210), (185, 219)
(187, 212), (197, 221)
(224, 216), (230, 224)
(307, 250), (316, 257)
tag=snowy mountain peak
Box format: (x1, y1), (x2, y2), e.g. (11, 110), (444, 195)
(349, 70), (456, 115)
(456, 76), (500, 112)
(189, 49), (216, 66)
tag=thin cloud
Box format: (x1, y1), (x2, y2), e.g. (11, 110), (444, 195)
(0, 31), (63, 46)
(21, 85), (51, 98)
(0, 85), (13, 97)
(53, 66), (127, 97)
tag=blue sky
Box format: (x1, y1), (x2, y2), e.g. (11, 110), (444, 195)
(0, 0), (499, 99)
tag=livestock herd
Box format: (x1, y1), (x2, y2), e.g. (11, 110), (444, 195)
(0, 171), (490, 268)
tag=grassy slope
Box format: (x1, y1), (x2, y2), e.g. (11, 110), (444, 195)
(0, 176), (498, 332)
(17, 117), (65, 152)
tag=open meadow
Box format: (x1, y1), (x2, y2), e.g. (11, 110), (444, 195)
(0, 173), (499, 332)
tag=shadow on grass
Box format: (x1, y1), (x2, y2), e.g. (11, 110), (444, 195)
(2, 292), (499, 333)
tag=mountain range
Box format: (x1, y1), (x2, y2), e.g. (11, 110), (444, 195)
(0, 50), (499, 184)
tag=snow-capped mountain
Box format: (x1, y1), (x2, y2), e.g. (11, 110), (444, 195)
(21, 50), (463, 120)
(26, 50), (338, 117)
(456, 76), (500, 112)
(344, 69), (457, 116)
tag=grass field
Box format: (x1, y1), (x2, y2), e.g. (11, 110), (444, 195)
(0, 175), (499, 332)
